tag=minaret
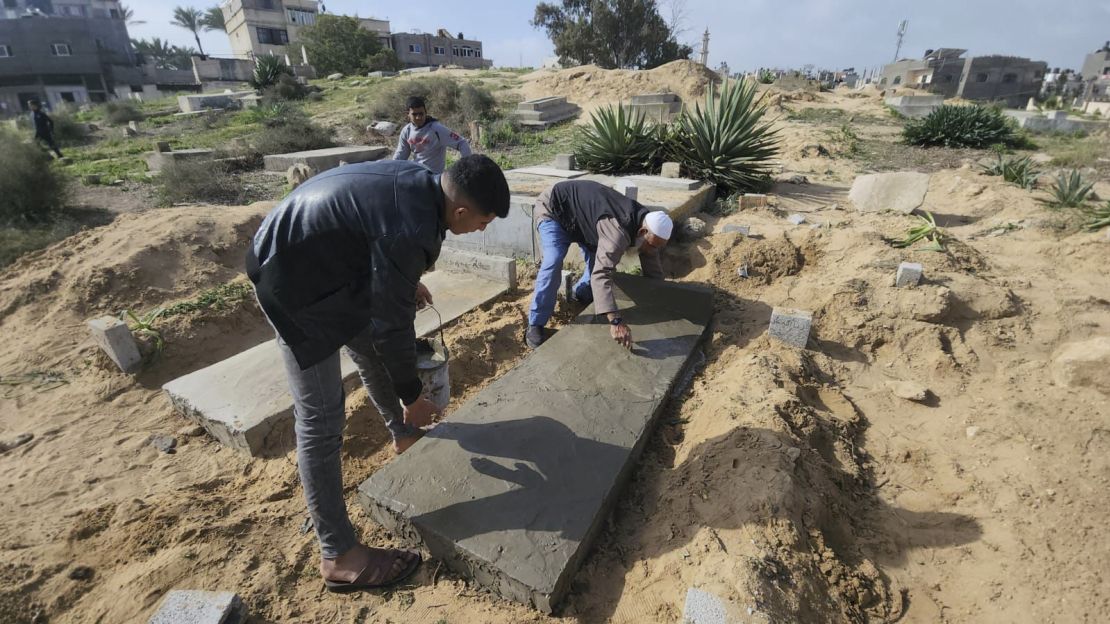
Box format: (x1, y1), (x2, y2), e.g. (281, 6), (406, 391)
(700, 28), (710, 66)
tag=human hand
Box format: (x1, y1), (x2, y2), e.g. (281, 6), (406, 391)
(403, 397), (441, 429)
(610, 322), (632, 349)
(415, 282), (434, 309)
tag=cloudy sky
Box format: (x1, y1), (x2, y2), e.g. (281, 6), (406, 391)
(128, 0), (1110, 72)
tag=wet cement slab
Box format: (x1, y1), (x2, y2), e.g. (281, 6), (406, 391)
(358, 274), (712, 612)
(162, 269), (508, 457)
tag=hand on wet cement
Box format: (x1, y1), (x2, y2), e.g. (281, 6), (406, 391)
(610, 322), (632, 349)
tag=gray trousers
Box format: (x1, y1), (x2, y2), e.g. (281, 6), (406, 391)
(276, 326), (418, 559)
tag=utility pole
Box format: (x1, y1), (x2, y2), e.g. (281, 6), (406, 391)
(700, 28), (709, 67)
(893, 20), (907, 63)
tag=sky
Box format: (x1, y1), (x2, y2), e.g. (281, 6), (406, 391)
(128, 0), (1110, 73)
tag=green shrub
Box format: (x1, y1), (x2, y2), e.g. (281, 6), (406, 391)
(244, 107), (335, 161)
(979, 154), (1039, 189)
(51, 111), (91, 146)
(903, 104), (1020, 148)
(262, 74), (308, 102)
(364, 76), (497, 131)
(366, 48), (402, 72)
(1044, 169), (1094, 208)
(102, 101), (145, 126)
(480, 119), (540, 149)
(573, 105), (662, 174)
(671, 77), (780, 192)
(250, 55), (293, 90)
(156, 160), (245, 206)
(1084, 202), (1110, 231)
(0, 129), (70, 225)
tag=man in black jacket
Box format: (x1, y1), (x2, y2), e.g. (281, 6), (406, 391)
(247, 155), (509, 592)
(28, 99), (63, 159)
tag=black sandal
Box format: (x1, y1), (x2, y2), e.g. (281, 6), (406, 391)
(323, 549), (422, 593)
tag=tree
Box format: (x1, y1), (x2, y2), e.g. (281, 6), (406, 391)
(171, 6), (205, 58)
(532, 0), (692, 70)
(131, 37), (198, 70)
(298, 14), (383, 76)
(367, 48), (403, 72)
(200, 6), (225, 33)
(121, 4), (145, 25)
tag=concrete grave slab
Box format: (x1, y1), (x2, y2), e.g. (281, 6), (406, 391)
(178, 91), (255, 114)
(148, 590), (244, 624)
(263, 146), (389, 173)
(769, 307), (812, 348)
(615, 179), (638, 200)
(554, 154), (576, 170)
(162, 270), (508, 457)
(848, 172), (930, 214)
(626, 175), (700, 191)
(740, 194), (768, 209)
(358, 275), (713, 613)
(661, 162), (682, 178)
(435, 247), (517, 289)
(510, 166), (588, 179)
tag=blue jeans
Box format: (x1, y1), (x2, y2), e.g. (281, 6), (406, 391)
(528, 219), (595, 327)
(276, 325), (418, 559)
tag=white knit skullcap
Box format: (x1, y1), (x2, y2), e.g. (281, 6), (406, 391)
(644, 211), (673, 240)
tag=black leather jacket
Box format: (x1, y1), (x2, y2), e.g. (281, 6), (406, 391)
(246, 160), (445, 404)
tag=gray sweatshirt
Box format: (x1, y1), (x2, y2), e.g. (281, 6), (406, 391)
(392, 118), (472, 174)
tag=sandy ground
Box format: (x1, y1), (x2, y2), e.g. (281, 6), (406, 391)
(1, 83), (1109, 623)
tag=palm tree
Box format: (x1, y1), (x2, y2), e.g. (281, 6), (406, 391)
(200, 6), (225, 33)
(132, 37), (197, 70)
(171, 6), (205, 57)
(121, 5), (145, 25)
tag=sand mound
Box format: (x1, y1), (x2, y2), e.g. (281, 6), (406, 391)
(521, 60), (720, 118)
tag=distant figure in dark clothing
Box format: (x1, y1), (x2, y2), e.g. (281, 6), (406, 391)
(28, 99), (63, 159)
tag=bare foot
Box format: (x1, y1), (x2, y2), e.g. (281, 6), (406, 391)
(393, 430), (426, 454)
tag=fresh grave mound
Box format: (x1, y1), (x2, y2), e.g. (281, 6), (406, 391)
(521, 60), (720, 118)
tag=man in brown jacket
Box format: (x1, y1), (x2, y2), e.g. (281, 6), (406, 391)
(525, 180), (673, 349)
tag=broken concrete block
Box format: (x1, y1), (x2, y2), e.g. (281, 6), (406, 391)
(1051, 337), (1110, 392)
(285, 163), (315, 190)
(895, 262), (923, 287)
(326, 72), (344, 80)
(888, 380), (929, 402)
(435, 247), (518, 289)
(787, 213), (806, 225)
(740, 194), (767, 209)
(127, 120), (139, 132)
(683, 588), (733, 624)
(661, 161), (682, 178)
(680, 217), (708, 240)
(560, 270), (574, 302)
(721, 224), (750, 235)
(87, 316), (142, 373)
(849, 172), (930, 214)
(768, 307), (812, 348)
(156, 141), (172, 153)
(358, 276), (712, 613)
(554, 153), (576, 170)
(148, 590), (244, 624)
(615, 179), (638, 201)
(82, 174), (101, 185)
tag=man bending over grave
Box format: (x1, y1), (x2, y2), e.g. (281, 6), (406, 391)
(525, 179), (672, 350)
(393, 95), (472, 174)
(247, 156), (509, 592)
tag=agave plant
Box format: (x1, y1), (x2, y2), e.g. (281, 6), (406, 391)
(903, 104), (1018, 148)
(573, 104), (662, 174)
(892, 211), (946, 251)
(250, 54), (292, 90)
(670, 77), (780, 193)
(1044, 169), (1094, 208)
(1083, 201), (1110, 231)
(980, 154), (1039, 189)
(124, 308), (166, 354)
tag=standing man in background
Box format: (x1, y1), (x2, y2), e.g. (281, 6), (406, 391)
(393, 96), (472, 174)
(28, 99), (63, 159)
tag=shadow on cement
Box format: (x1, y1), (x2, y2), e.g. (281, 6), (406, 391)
(412, 416), (628, 542)
(569, 423), (983, 622)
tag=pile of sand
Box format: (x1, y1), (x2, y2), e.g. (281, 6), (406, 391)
(520, 60), (721, 117)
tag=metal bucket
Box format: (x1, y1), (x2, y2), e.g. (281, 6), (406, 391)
(415, 336), (450, 411)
